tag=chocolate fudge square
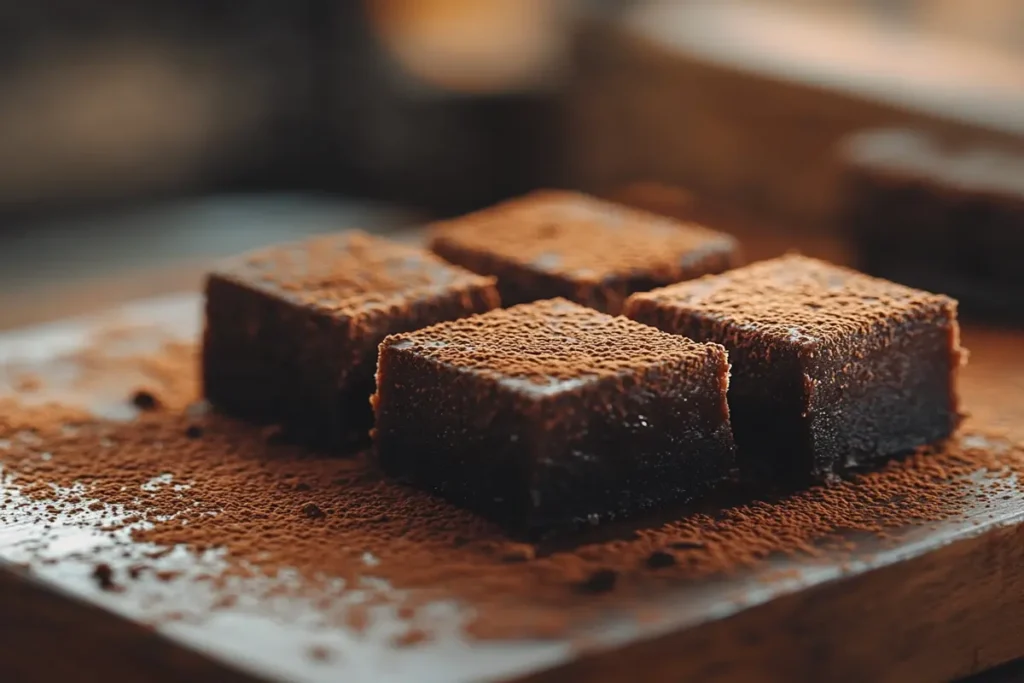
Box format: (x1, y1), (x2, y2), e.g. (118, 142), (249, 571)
(372, 298), (735, 533)
(625, 255), (965, 484)
(429, 190), (740, 314)
(840, 128), (1024, 321)
(203, 231), (500, 449)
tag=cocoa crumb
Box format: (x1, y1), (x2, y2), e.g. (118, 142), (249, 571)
(301, 502), (325, 519)
(185, 425), (203, 439)
(130, 390), (161, 411)
(91, 563), (120, 592)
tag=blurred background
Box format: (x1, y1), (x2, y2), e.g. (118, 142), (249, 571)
(1, 0), (1023, 327)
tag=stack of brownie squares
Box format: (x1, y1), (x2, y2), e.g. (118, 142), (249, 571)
(202, 189), (965, 534)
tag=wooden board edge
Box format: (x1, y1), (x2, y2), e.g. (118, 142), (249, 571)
(519, 522), (1024, 683)
(0, 561), (265, 683)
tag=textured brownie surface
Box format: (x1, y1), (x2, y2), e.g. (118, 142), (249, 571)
(429, 190), (740, 314)
(203, 231), (500, 449)
(840, 128), (1024, 321)
(625, 255), (965, 483)
(372, 298), (735, 533)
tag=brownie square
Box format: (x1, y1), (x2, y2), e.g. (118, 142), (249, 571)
(625, 255), (965, 484)
(372, 298), (736, 533)
(840, 128), (1024, 322)
(203, 231), (500, 449)
(429, 189), (740, 314)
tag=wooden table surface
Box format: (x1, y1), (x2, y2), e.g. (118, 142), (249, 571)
(1, 198), (1023, 682)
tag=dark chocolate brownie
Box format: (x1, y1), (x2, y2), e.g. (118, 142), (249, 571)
(840, 128), (1024, 322)
(203, 231), (500, 450)
(625, 255), (965, 484)
(372, 298), (736, 533)
(428, 190), (741, 314)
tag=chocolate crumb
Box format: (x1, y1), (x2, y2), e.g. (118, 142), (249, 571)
(91, 563), (120, 591)
(645, 551), (677, 569)
(130, 390), (160, 411)
(577, 569), (617, 594)
(184, 425), (203, 439)
(301, 502), (325, 519)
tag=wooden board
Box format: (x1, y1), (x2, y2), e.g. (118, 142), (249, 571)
(1, 292), (1024, 683)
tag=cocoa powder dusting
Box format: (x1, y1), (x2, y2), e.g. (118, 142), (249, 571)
(0, 325), (1022, 643)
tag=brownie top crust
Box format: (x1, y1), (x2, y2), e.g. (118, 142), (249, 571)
(628, 255), (957, 346)
(213, 231), (495, 315)
(428, 190), (737, 283)
(382, 298), (726, 390)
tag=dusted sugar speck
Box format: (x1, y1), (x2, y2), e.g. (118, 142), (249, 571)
(625, 255), (964, 483)
(429, 190), (741, 314)
(203, 231), (500, 450)
(372, 298), (736, 533)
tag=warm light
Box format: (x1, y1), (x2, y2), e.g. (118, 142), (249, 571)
(366, 0), (568, 93)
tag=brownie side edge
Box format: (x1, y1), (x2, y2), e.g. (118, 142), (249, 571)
(804, 298), (963, 479)
(372, 339), (536, 528)
(524, 344), (737, 529)
(202, 272), (361, 447)
(625, 294), (815, 483)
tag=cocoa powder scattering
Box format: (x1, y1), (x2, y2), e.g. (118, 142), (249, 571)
(0, 327), (1022, 641)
